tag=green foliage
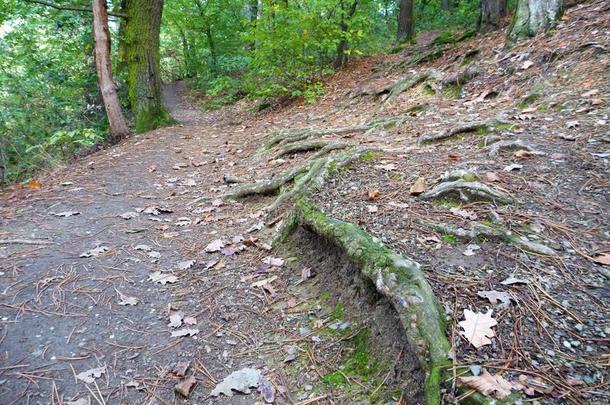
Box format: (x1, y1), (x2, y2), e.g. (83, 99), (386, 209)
(0, 6), (106, 184)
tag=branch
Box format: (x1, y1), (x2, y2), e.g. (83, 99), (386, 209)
(26, 0), (128, 18)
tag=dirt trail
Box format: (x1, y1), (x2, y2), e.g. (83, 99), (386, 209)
(0, 85), (308, 405)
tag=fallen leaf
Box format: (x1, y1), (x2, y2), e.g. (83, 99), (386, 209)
(566, 120), (579, 129)
(514, 150), (533, 158)
(205, 239), (225, 253)
(259, 377), (276, 403)
(477, 290), (512, 305)
(374, 163), (396, 171)
(173, 361), (190, 377)
(521, 60), (534, 70)
(503, 163), (522, 172)
(80, 246), (109, 258)
(301, 267), (312, 281)
(177, 260), (196, 270)
(211, 368), (261, 397)
(168, 311), (184, 328)
(485, 172), (500, 182)
(76, 365), (106, 384)
(66, 398), (90, 405)
(367, 204), (378, 213)
(252, 275), (278, 288)
(500, 276), (528, 285)
(581, 89), (599, 97)
(459, 309), (497, 348)
(591, 253), (610, 266)
(27, 179), (42, 190)
(463, 244), (480, 256)
(521, 106), (538, 113)
(120, 212), (139, 220)
(409, 177), (426, 195)
(460, 371), (515, 399)
(134, 244), (151, 251)
(450, 207), (477, 220)
(171, 328), (200, 337)
(175, 375), (197, 397)
(117, 290), (138, 306)
(149, 272), (178, 284)
(367, 189), (380, 201)
(263, 257), (284, 267)
(184, 316), (197, 325)
(53, 211), (80, 217)
(517, 374), (554, 396)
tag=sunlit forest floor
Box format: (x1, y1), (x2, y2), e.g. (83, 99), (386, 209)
(1, 1), (609, 404)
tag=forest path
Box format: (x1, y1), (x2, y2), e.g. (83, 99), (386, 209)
(0, 83), (320, 405)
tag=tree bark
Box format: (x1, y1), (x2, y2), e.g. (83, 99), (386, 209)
(397, 0), (415, 43)
(508, 0), (563, 44)
(441, 0), (450, 11)
(334, 0), (359, 69)
(124, 0), (174, 133)
(92, 0), (130, 141)
(479, 0), (501, 32)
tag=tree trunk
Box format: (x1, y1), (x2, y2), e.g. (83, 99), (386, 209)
(441, 0), (450, 11)
(499, 0), (508, 17)
(92, 0), (130, 141)
(397, 0), (415, 43)
(124, 0), (174, 133)
(479, 0), (501, 32)
(334, 0), (359, 69)
(508, 0), (563, 44)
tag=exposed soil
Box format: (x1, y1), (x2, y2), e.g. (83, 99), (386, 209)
(1, 1), (609, 404)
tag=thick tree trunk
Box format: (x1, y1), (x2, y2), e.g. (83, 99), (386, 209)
(499, 0), (508, 17)
(397, 0), (415, 43)
(508, 0), (563, 44)
(124, 0), (174, 133)
(479, 0), (501, 32)
(92, 0), (130, 141)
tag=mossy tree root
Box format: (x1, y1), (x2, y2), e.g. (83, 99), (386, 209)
(420, 220), (556, 256)
(288, 200), (451, 404)
(417, 115), (511, 145)
(488, 140), (543, 157)
(264, 116), (411, 150)
(382, 69), (440, 105)
(266, 147), (377, 213)
(420, 179), (513, 205)
(272, 140), (350, 160)
(223, 162), (313, 199)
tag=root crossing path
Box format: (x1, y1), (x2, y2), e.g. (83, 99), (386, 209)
(1, 84), (400, 404)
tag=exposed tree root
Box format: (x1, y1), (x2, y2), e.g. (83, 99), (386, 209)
(383, 69), (441, 105)
(420, 220), (557, 256)
(421, 179), (512, 205)
(488, 139), (544, 157)
(267, 147), (376, 213)
(264, 116), (410, 150)
(417, 115), (511, 145)
(272, 140), (350, 160)
(224, 146), (376, 208)
(409, 46), (444, 65)
(280, 200), (451, 404)
(441, 64), (482, 87)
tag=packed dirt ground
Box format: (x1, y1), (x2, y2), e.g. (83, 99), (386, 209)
(1, 1), (609, 404)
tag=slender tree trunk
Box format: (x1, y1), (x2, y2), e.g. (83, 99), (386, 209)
(499, 0), (508, 17)
(124, 0), (174, 133)
(397, 0), (415, 43)
(92, 0), (130, 141)
(479, 0), (501, 32)
(508, 0), (563, 44)
(334, 0), (359, 69)
(441, 0), (450, 11)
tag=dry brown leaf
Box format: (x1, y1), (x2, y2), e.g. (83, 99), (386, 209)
(409, 177), (426, 195)
(459, 309), (497, 348)
(485, 172), (500, 182)
(175, 375), (197, 397)
(27, 179), (42, 190)
(460, 371), (515, 399)
(521, 60), (534, 70)
(591, 253), (610, 266)
(514, 150), (533, 158)
(367, 189), (380, 201)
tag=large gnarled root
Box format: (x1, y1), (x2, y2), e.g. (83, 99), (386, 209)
(421, 173), (512, 205)
(382, 69), (441, 105)
(420, 220), (556, 256)
(282, 201), (451, 404)
(264, 116), (411, 150)
(272, 140), (350, 160)
(417, 114), (512, 145)
(488, 140), (544, 157)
